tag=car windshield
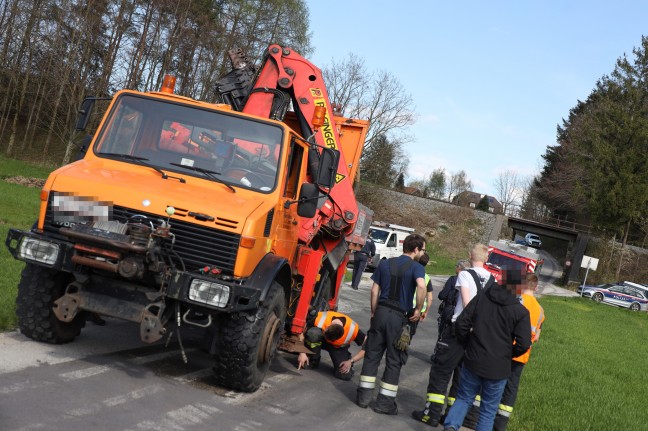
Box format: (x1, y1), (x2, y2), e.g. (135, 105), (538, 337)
(486, 253), (526, 272)
(94, 94), (283, 193)
(369, 229), (389, 244)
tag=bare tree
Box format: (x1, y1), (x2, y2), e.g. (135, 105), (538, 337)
(493, 170), (523, 215)
(447, 170), (472, 202)
(322, 54), (416, 153)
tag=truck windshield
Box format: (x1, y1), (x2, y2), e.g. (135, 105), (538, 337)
(94, 94), (283, 193)
(486, 253), (526, 272)
(369, 229), (389, 244)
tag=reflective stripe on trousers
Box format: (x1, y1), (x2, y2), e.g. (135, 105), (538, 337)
(379, 381), (398, 398)
(497, 403), (514, 417)
(359, 375), (376, 389)
(473, 394), (481, 407)
(426, 393), (445, 405)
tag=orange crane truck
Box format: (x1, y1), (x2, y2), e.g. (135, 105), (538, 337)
(5, 44), (371, 392)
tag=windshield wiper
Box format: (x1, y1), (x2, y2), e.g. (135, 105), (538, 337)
(100, 153), (186, 183)
(169, 163), (235, 192)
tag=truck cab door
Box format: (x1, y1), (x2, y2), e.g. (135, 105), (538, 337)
(386, 233), (398, 258)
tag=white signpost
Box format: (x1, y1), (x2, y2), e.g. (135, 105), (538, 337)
(580, 255), (599, 297)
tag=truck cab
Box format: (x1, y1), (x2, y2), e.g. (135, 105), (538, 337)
(366, 222), (415, 269)
(485, 240), (544, 283)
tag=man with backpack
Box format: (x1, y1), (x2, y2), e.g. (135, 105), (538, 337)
(412, 244), (495, 427)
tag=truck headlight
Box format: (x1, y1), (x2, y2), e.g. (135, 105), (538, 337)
(188, 279), (230, 308)
(51, 193), (111, 225)
(19, 237), (60, 265)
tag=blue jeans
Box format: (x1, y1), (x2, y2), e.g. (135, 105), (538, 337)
(444, 366), (508, 431)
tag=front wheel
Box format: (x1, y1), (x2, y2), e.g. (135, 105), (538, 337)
(630, 302), (640, 311)
(592, 292), (603, 303)
(16, 264), (85, 343)
(212, 282), (286, 392)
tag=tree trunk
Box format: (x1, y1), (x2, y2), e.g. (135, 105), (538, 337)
(615, 220), (631, 280)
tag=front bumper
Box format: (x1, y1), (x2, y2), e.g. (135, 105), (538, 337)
(5, 228), (262, 314)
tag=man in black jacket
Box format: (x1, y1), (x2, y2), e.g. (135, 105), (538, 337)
(442, 269), (531, 431)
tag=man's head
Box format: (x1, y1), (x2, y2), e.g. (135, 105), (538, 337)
(525, 273), (539, 293)
(501, 267), (526, 296)
(323, 320), (345, 343)
(455, 259), (470, 274)
(469, 243), (489, 264)
(419, 252), (430, 267)
(403, 233), (426, 260)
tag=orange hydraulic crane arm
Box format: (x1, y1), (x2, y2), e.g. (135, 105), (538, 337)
(240, 45), (359, 243)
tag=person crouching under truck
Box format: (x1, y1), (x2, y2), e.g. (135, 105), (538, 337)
(297, 311), (366, 380)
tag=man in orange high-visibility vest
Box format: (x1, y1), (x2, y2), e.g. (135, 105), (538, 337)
(493, 273), (545, 431)
(297, 311), (366, 381)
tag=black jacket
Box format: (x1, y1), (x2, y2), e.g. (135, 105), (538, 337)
(456, 284), (531, 380)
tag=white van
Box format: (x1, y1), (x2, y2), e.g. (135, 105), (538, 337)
(366, 222), (415, 269)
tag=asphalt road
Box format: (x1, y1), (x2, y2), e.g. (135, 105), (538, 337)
(0, 261), (568, 431)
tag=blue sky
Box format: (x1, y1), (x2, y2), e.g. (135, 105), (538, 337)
(307, 1), (647, 197)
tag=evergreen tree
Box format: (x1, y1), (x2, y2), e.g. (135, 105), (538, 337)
(476, 195), (490, 211)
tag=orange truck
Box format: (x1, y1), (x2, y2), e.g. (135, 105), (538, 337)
(5, 45), (371, 392)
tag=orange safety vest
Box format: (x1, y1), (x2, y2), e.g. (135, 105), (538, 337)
(514, 294), (545, 364)
(314, 311), (359, 348)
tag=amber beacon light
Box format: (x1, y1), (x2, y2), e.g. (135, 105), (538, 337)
(160, 74), (177, 94)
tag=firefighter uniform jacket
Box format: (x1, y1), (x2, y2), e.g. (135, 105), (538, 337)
(314, 311), (363, 348)
(513, 293), (545, 364)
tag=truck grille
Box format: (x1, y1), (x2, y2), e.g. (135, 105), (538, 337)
(44, 201), (239, 274)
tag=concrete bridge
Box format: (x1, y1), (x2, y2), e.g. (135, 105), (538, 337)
(506, 216), (589, 282)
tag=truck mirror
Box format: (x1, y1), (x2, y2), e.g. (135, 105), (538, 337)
(316, 147), (339, 188)
(75, 98), (95, 131)
(297, 183), (319, 218)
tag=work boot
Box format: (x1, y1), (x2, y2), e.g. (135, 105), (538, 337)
(356, 388), (372, 408)
(493, 412), (510, 431)
(411, 402), (441, 427)
(373, 394), (398, 415)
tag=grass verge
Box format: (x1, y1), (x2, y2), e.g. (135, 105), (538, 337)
(511, 295), (648, 430)
(0, 157), (52, 329)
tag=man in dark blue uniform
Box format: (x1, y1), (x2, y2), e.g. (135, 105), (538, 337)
(356, 233), (427, 415)
(351, 237), (376, 290)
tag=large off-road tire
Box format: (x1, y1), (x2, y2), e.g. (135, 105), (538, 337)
(15, 264), (85, 343)
(212, 282), (286, 392)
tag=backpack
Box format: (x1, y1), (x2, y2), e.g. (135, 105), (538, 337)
(438, 269), (495, 325)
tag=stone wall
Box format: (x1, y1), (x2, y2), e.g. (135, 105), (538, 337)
(356, 183), (504, 245)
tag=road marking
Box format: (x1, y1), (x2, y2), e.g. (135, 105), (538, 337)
(123, 403), (222, 431)
(64, 384), (165, 417)
(59, 365), (110, 381)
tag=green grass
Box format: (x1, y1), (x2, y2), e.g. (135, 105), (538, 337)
(511, 296), (648, 430)
(0, 157), (52, 329)
(426, 242), (458, 275)
(0, 155), (55, 178)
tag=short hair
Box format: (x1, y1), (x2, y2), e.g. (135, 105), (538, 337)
(456, 259), (470, 270)
(526, 273), (539, 286)
(324, 324), (344, 342)
(403, 233), (425, 253)
(419, 252), (430, 266)
(470, 243), (489, 263)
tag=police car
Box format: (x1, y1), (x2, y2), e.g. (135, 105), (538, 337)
(581, 284), (648, 311)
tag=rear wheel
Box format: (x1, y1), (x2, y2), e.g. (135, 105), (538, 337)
(592, 292), (603, 303)
(16, 264), (85, 343)
(212, 282), (286, 392)
(630, 302), (640, 311)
